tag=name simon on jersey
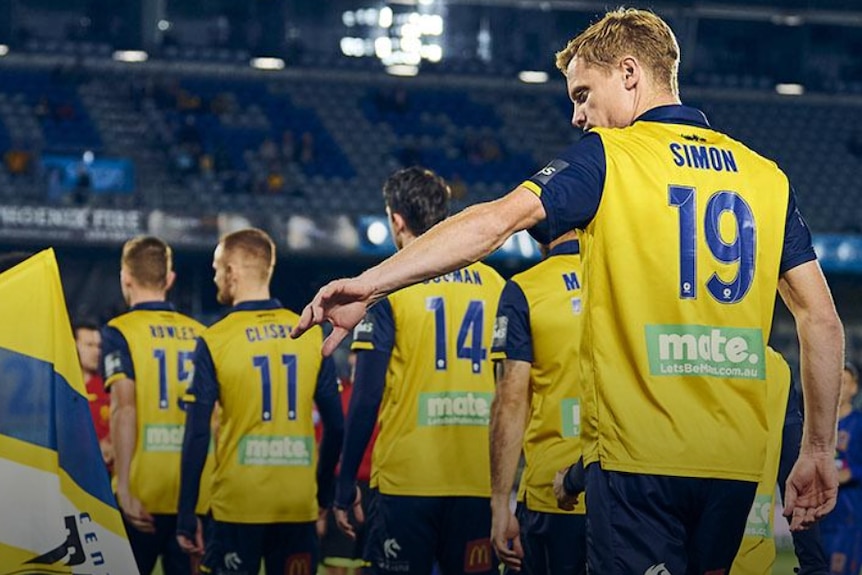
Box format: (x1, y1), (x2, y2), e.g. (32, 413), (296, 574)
(246, 323), (292, 343)
(670, 142), (738, 173)
(423, 268), (483, 285)
(148, 324), (197, 340)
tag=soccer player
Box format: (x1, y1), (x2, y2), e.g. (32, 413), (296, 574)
(293, 9), (843, 573)
(333, 167), (504, 575)
(489, 229), (585, 575)
(102, 236), (208, 575)
(819, 363), (862, 575)
(176, 228), (344, 575)
(320, 352), (376, 575)
(74, 320), (112, 468)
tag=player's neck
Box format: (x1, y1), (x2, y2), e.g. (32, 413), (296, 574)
(635, 91), (682, 120)
(398, 231), (418, 249)
(128, 289), (166, 307)
(81, 368), (95, 381)
(231, 285), (271, 306)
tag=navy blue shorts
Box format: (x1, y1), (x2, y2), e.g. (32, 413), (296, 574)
(124, 513), (195, 575)
(364, 490), (496, 575)
(501, 503), (586, 575)
(201, 519), (318, 575)
(585, 464), (757, 575)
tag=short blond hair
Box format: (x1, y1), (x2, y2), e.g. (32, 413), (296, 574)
(556, 8), (680, 96)
(122, 236), (172, 289)
(220, 228), (276, 281)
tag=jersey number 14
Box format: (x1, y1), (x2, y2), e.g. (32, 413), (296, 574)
(426, 298), (487, 374)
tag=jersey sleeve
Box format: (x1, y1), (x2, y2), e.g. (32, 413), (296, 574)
(350, 297), (395, 354)
(491, 280), (533, 363)
(779, 185), (817, 275)
(101, 325), (134, 389)
(523, 133), (606, 245)
(183, 337), (219, 408)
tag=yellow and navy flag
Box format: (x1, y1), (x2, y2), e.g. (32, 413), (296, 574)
(0, 250), (138, 574)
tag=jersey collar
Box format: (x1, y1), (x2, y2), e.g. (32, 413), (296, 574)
(549, 240), (580, 257)
(229, 299), (283, 313)
(130, 301), (176, 312)
(634, 104), (710, 129)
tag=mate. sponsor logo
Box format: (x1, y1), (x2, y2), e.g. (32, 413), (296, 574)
(645, 325), (764, 380)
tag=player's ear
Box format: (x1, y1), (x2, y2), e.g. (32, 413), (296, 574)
(164, 270), (177, 292)
(620, 56), (640, 90)
(390, 212), (407, 236)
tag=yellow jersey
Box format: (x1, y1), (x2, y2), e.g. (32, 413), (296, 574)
(352, 262), (505, 496)
(188, 300), (336, 523)
(521, 105), (816, 481)
(102, 301), (210, 515)
(491, 240), (585, 514)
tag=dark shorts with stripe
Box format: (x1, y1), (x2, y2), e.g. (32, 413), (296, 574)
(201, 519), (318, 575)
(364, 490), (496, 575)
(585, 463), (757, 575)
(501, 503), (586, 575)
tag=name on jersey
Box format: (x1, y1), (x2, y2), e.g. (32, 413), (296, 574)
(418, 392), (493, 426)
(143, 424), (184, 452)
(670, 143), (738, 173)
(645, 325), (765, 380)
(246, 323), (292, 343)
(149, 324), (198, 340)
(562, 272), (581, 291)
(423, 268), (483, 285)
(239, 435), (313, 466)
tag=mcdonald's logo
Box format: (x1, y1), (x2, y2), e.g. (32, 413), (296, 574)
(284, 552), (311, 575)
(463, 538), (492, 573)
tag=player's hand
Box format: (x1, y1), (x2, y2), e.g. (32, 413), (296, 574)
(784, 450), (839, 531)
(316, 508), (328, 538)
(100, 440), (114, 467)
(117, 488), (155, 533)
(291, 277), (374, 355)
(334, 486), (365, 540)
(554, 460), (585, 511)
(176, 516), (204, 556)
(490, 504), (523, 571)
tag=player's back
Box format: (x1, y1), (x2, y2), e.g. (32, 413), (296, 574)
(582, 117), (792, 481)
(370, 261), (504, 497)
(200, 302), (326, 523)
(104, 304), (206, 514)
(505, 242), (585, 514)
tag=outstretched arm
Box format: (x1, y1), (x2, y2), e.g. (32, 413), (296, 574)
(292, 187), (546, 354)
(779, 260), (843, 530)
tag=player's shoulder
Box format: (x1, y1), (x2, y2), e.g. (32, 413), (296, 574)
(170, 310), (205, 332)
(105, 309), (136, 330)
(470, 260), (505, 287)
(514, 252), (581, 290)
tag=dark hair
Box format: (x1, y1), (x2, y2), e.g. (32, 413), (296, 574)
(0, 251), (33, 275)
(845, 361), (859, 382)
(122, 236), (172, 289)
(383, 167), (450, 236)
